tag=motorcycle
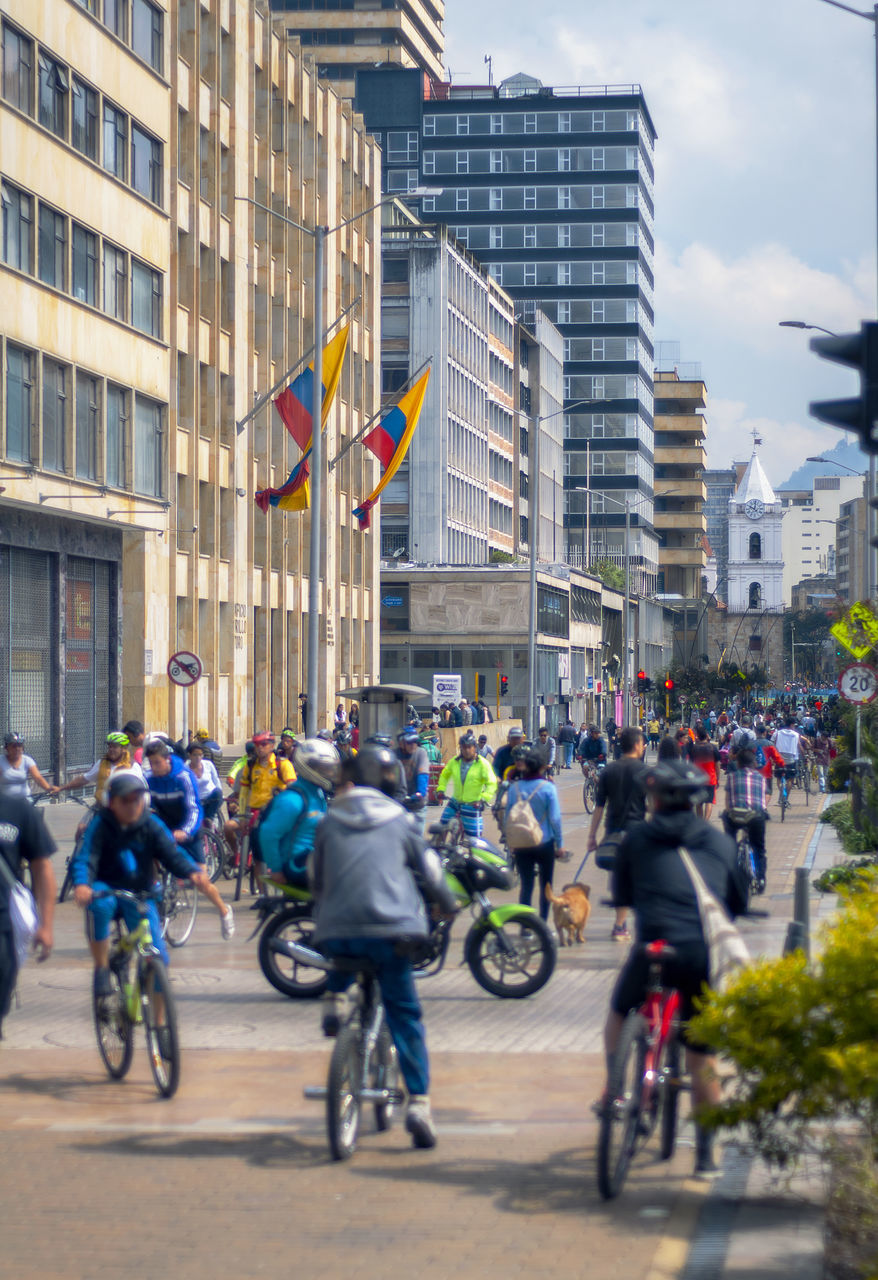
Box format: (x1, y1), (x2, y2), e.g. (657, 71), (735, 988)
(249, 882), (327, 998)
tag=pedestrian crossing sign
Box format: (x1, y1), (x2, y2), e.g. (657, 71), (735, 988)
(831, 601), (878, 660)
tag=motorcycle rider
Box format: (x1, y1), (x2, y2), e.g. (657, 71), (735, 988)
(310, 744), (458, 1149)
(257, 739), (340, 889)
(397, 727), (430, 824)
(492, 726), (525, 781)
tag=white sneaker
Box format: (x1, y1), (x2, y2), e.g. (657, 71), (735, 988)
(405, 1094), (437, 1149)
(221, 906), (235, 940)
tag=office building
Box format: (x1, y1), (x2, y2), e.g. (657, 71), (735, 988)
(269, 0), (444, 100)
(704, 467), (736, 604)
(653, 367), (707, 598)
(354, 68), (659, 594)
(836, 495), (868, 605)
(779, 474), (864, 605)
(0, 0), (380, 772)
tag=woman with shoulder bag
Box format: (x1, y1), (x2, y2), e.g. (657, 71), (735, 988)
(504, 749), (568, 922)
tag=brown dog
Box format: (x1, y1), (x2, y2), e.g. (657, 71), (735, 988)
(545, 882), (591, 946)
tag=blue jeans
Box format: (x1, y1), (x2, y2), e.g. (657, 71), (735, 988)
(87, 880), (169, 967)
(563, 743), (574, 768)
(321, 937), (430, 1097)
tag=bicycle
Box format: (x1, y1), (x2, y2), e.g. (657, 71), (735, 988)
(56, 795), (96, 902)
(157, 865), (198, 947)
(775, 766), (793, 822)
(724, 807), (762, 899)
(201, 815), (233, 884)
(597, 939), (685, 1200)
(799, 756), (812, 806)
(580, 761), (603, 815)
(91, 888), (181, 1098)
(295, 943), (405, 1161)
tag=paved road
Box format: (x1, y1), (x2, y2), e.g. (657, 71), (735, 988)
(0, 760), (831, 1279)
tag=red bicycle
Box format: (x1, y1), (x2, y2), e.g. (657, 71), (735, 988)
(597, 940), (685, 1200)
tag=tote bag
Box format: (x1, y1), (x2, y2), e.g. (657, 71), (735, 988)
(0, 854), (38, 968)
(678, 847), (750, 993)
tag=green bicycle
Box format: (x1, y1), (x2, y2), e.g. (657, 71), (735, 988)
(92, 888), (181, 1098)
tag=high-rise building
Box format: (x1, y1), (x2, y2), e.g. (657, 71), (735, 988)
(0, 0), (380, 771)
(269, 0), (444, 100)
(837, 495), (868, 604)
(704, 467), (736, 604)
(653, 367), (707, 599)
(779, 474), (864, 604)
(354, 68), (658, 594)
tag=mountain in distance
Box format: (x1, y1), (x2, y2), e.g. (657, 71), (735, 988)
(777, 435), (867, 491)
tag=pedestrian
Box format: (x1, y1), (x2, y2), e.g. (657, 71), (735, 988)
(504, 748), (568, 922)
(537, 726), (557, 776)
(298, 692), (309, 734)
(586, 726), (647, 942)
(0, 791), (56, 1038)
(557, 719), (577, 770)
(605, 716), (618, 759)
(477, 735), (494, 762)
(688, 725), (721, 821)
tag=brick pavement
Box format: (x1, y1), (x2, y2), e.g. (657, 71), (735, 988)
(0, 762), (834, 1279)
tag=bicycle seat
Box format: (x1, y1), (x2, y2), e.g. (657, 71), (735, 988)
(427, 823), (447, 836)
(639, 940), (679, 964)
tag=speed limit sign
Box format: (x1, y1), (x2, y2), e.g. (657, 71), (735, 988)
(838, 663), (878, 705)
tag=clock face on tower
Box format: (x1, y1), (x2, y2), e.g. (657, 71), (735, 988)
(744, 498), (765, 520)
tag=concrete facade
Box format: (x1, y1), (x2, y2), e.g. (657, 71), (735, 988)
(652, 368), (707, 599)
(837, 494), (868, 605)
(727, 449), (784, 614)
(779, 474), (864, 605)
(706, 604), (786, 687)
(0, 0), (382, 769)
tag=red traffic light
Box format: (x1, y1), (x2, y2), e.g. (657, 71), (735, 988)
(637, 670), (646, 681)
(664, 678), (674, 690)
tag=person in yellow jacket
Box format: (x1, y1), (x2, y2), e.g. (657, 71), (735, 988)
(225, 731), (295, 879)
(436, 732), (498, 838)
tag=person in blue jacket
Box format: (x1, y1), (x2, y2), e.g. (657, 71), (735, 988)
(257, 739), (340, 888)
(504, 748), (569, 921)
(144, 736), (234, 938)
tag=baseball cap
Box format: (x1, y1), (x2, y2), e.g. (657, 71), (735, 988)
(252, 731), (275, 746)
(107, 770), (148, 799)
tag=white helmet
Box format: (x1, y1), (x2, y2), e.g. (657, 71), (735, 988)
(294, 737), (341, 791)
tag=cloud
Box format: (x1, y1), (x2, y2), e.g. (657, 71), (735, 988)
(704, 398), (834, 484)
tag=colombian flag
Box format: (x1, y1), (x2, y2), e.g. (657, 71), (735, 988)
(255, 454), (310, 513)
(273, 327), (349, 449)
(353, 369), (430, 530)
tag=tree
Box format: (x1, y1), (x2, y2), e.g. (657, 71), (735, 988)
(591, 560), (625, 591)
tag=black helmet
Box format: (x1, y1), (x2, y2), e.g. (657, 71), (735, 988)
(348, 744), (399, 797)
(510, 740), (533, 763)
(459, 732), (478, 748)
(3, 732), (23, 747)
(643, 761), (709, 810)
(334, 728), (352, 745)
(365, 733), (394, 749)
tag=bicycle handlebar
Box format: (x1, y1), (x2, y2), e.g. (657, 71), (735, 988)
(90, 887), (156, 908)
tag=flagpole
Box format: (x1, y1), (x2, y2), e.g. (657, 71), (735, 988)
(235, 295), (361, 434)
(307, 225), (325, 737)
(327, 358), (432, 472)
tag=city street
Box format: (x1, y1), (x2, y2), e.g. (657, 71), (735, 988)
(0, 764), (834, 1279)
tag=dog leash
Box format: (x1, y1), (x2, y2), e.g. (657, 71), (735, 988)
(571, 848), (592, 882)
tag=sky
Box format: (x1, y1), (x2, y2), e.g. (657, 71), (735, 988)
(445, 0), (878, 485)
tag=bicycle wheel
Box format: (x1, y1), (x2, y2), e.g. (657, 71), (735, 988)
(327, 1019), (362, 1160)
(780, 788), (787, 822)
(162, 875), (198, 948)
(583, 776), (596, 814)
(202, 828), (222, 883)
(597, 1012), (648, 1200)
(258, 909), (327, 998)
(372, 1017), (401, 1133)
(93, 966), (134, 1080)
(141, 957), (180, 1099)
(659, 1032), (682, 1161)
(802, 764), (811, 805)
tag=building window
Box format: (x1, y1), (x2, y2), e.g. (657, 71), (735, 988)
(134, 395), (162, 496)
(386, 130), (417, 163)
(1, 180), (33, 272)
(5, 344), (33, 463)
(103, 103), (128, 180)
(523, 187), (536, 209)
(558, 111), (571, 133)
(523, 113), (536, 133)
(132, 0), (164, 72)
(748, 582), (762, 610)
(42, 358), (68, 473)
(37, 54), (68, 139)
(106, 384), (128, 488)
(423, 114), (436, 135)
(75, 372), (100, 480)
(38, 203), (67, 291)
(71, 222), (98, 304)
(749, 531), (762, 560)
(456, 151), (469, 173)
(131, 258), (162, 337)
(455, 189), (468, 211)
(131, 124), (162, 203)
(2, 22), (34, 116)
(456, 115), (469, 135)
(103, 242), (128, 320)
(104, 0), (128, 40)
(523, 149), (536, 172)
(71, 77), (99, 160)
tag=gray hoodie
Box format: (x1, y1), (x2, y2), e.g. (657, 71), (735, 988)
(309, 787), (457, 942)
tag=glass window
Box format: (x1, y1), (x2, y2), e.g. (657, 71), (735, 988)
(37, 54), (68, 139)
(422, 114), (436, 136)
(42, 358), (68, 473)
(106, 384), (128, 488)
(134, 396), (162, 496)
(5, 344), (33, 462)
(103, 242), (128, 320)
(132, 0), (164, 72)
(72, 223), (98, 305)
(131, 124), (162, 203)
(75, 372), (99, 480)
(38, 203), (67, 291)
(131, 258), (162, 337)
(2, 22), (34, 115)
(1, 181), (33, 272)
(75, 0), (99, 13)
(104, 0), (128, 40)
(71, 77), (98, 159)
(103, 103), (128, 180)
(386, 130), (417, 163)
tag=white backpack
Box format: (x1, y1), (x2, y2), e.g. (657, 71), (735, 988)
(504, 781), (547, 849)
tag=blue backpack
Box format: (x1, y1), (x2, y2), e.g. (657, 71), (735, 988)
(754, 740), (766, 769)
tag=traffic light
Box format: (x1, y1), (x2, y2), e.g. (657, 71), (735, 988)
(637, 670), (647, 692)
(664, 678), (674, 691)
(644, 677), (654, 692)
(500, 675), (509, 696)
(809, 323), (878, 452)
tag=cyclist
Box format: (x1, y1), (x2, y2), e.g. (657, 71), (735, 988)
(309, 744), (458, 1149)
(71, 771), (209, 1006)
(276, 728), (298, 765)
(436, 732), (498, 838)
(57, 731), (142, 812)
(258, 738), (339, 889)
(477, 734), (494, 763)
(686, 725), (721, 821)
(585, 726), (647, 943)
(0, 733), (56, 798)
(754, 725), (785, 798)
(185, 741), (224, 822)
(0, 789), (56, 1038)
(605, 761), (749, 1179)
(577, 724), (607, 770)
(536, 726), (557, 776)
(772, 717), (804, 778)
(397, 727), (430, 821)
(492, 726), (525, 781)
(225, 731), (295, 878)
(144, 737), (234, 938)
(722, 747), (769, 891)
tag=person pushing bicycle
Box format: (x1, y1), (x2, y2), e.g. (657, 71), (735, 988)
(604, 761), (749, 1179)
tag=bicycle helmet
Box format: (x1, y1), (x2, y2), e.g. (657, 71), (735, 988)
(105, 731), (130, 747)
(398, 727), (420, 744)
(252, 731), (275, 746)
(642, 761), (709, 810)
(4, 732), (24, 747)
(365, 733), (394, 749)
(294, 738), (341, 791)
(510, 741), (533, 763)
(459, 732), (478, 748)
(334, 728), (352, 746)
(144, 733), (172, 757)
(280, 727), (296, 740)
(347, 744), (399, 797)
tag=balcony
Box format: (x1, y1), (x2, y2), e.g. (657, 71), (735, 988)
(654, 510), (706, 532)
(656, 478), (706, 500)
(653, 413), (706, 438)
(659, 546), (707, 568)
(654, 445), (705, 466)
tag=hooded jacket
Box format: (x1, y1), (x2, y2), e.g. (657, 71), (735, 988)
(258, 776), (327, 875)
(309, 787), (457, 942)
(72, 806), (195, 893)
(145, 754), (202, 839)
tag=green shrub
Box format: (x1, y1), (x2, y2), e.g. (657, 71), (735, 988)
(819, 799), (877, 857)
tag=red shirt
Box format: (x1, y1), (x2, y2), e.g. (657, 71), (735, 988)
(760, 743), (786, 781)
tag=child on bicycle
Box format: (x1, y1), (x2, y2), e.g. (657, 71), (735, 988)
(72, 771), (210, 1005)
(309, 744), (458, 1150)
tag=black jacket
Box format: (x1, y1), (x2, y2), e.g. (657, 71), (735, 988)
(72, 808), (195, 894)
(612, 809), (749, 947)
